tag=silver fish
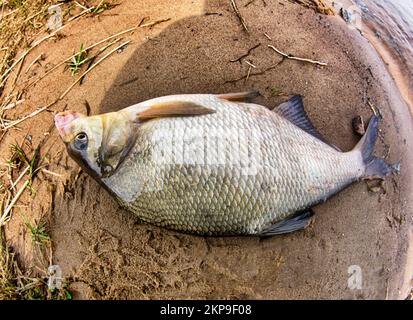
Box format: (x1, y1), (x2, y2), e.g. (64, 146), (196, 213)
(54, 92), (392, 236)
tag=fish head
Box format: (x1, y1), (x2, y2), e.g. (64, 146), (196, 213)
(54, 110), (137, 179)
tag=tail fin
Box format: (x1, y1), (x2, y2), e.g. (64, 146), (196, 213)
(354, 115), (392, 179)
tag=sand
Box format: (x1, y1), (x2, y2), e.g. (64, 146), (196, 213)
(1, 0), (412, 299)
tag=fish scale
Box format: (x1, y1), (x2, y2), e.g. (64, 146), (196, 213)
(100, 95), (364, 235)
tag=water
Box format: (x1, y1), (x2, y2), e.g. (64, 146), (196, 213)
(357, 0), (413, 88)
(332, 0), (413, 109)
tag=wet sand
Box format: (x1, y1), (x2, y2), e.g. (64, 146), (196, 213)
(1, 0), (412, 299)
(327, 0), (413, 114)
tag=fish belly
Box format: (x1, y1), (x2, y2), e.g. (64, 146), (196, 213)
(103, 95), (364, 235)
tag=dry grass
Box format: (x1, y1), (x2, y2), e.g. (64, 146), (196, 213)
(0, 141), (71, 300)
(289, 0), (335, 15)
(0, 229), (18, 299)
(0, 0), (122, 300)
(0, 139), (43, 228)
(0, 0), (55, 95)
(1, 227), (72, 300)
(0, 0), (119, 95)
(0, 1), (135, 132)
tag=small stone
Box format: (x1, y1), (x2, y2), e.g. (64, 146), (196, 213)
(366, 179), (385, 193)
(340, 8), (354, 23)
(352, 115), (366, 136)
(375, 30), (382, 38)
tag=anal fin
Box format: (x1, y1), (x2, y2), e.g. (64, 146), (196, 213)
(258, 209), (314, 236)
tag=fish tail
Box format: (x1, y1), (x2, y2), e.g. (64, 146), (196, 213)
(354, 115), (393, 179)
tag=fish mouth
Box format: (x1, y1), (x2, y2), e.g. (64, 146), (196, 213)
(54, 111), (84, 141)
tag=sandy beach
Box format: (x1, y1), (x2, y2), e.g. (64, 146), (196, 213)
(0, 0), (412, 299)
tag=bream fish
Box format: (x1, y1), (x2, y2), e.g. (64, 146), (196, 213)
(54, 92), (392, 236)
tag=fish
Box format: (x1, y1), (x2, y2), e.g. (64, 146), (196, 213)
(54, 92), (393, 236)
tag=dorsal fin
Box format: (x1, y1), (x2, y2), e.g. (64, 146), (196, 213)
(217, 91), (260, 102)
(274, 96), (340, 151)
(136, 101), (215, 121)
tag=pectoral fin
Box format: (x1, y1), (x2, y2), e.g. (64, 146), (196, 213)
(136, 101), (215, 121)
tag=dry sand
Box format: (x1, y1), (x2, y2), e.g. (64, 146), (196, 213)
(1, 0), (412, 299)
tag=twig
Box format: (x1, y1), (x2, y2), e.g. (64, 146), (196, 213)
(95, 0), (109, 11)
(74, 1), (89, 11)
(367, 99), (383, 119)
(139, 18), (171, 28)
(83, 100), (92, 116)
(23, 10), (43, 24)
(24, 53), (44, 74)
(59, 41), (130, 100)
(10, 166), (29, 190)
(224, 61), (283, 84)
(41, 169), (63, 178)
(0, 180), (29, 227)
(12, 54), (25, 87)
(0, 52), (26, 89)
(230, 0), (249, 33)
(245, 60), (256, 68)
(67, 5), (94, 22)
(138, 16), (150, 27)
(368, 100), (378, 117)
(79, 56), (97, 85)
(268, 45), (327, 66)
(79, 38), (122, 85)
(2, 103), (53, 131)
(1, 99), (25, 111)
(0, 26), (64, 88)
(230, 43), (261, 62)
(0, 8), (17, 19)
(245, 65), (252, 83)
(204, 12), (223, 16)
(0, 192), (12, 222)
(263, 32), (272, 40)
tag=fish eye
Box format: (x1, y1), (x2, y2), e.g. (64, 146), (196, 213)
(74, 132), (88, 150)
